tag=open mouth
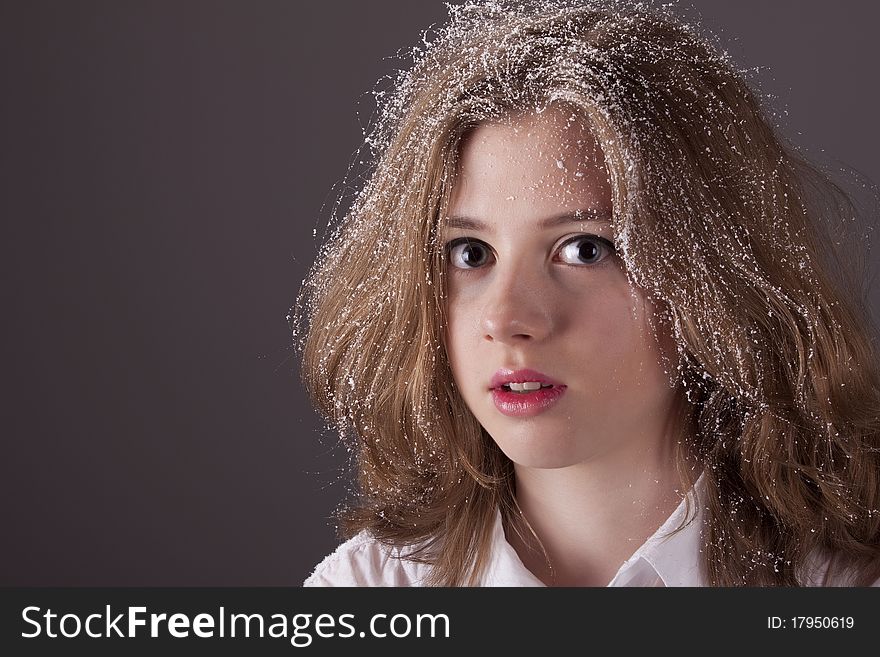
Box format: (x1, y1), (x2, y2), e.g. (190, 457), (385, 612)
(491, 379), (566, 417)
(500, 382), (555, 393)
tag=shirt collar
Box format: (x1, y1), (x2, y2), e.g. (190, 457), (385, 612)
(611, 472), (707, 587)
(480, 472), (707, 587)
(481, 509), (547, 586)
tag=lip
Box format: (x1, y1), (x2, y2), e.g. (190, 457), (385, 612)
(490, 368), (563, 389)
(489, 368), (567, 418)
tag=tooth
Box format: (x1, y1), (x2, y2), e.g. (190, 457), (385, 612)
(508, 381), (543, 392)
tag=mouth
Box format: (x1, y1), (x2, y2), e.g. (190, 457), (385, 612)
(489, 368), (563, 391)
(489, 369), (566, 417)
(497, 382), (556, 393)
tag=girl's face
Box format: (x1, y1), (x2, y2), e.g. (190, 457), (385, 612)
(443, 108), (679, 469)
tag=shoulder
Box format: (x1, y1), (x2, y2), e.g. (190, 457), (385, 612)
(303, 531), (433, 587)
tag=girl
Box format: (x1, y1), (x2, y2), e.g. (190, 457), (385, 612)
(296, 0), (880, 586)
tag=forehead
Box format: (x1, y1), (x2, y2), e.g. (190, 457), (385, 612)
(463, 108), (601, 156)
(449, 108), (611, 221)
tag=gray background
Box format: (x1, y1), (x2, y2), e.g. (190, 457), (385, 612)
(1, 0), (877, 585)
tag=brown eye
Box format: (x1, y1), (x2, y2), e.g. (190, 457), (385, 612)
(448, 238), (494, 269)
(557, 235), (615, 266)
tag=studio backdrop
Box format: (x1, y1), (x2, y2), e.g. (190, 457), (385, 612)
(2, 0), (878, 585)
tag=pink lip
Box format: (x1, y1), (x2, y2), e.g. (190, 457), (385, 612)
(489, 369), (567, 418)
(490, 368), (563, 389)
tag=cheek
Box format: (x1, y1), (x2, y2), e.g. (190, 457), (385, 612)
(608, 298), (672, 389)
(445, 277), (481, 326)
(443, 293), (474, 378)
(444, 292), (495, 406)
(581, 286), (664, 365)
(567, 279), (637, 340)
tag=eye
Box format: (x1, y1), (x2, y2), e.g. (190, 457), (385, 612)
(447, 238), (494, 269)
(556, 235), (616, 266)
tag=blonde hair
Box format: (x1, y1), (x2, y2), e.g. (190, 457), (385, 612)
(294, 0), (880, 585)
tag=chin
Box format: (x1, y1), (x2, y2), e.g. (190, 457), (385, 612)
(487, 428), (590, 470)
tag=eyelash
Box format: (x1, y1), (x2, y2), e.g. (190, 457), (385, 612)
(445, 234), (616, 271)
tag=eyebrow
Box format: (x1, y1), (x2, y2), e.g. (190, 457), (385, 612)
(444, 209), (613, 231)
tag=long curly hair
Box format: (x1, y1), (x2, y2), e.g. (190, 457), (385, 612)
(294, 0), (880, 586)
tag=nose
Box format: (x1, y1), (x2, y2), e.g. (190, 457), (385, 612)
(480, 263), (554, 344)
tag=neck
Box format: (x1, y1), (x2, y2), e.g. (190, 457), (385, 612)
(506, 438), (699, 586)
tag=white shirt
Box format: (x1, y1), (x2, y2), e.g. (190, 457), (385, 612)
(303, 476), (868, 587)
